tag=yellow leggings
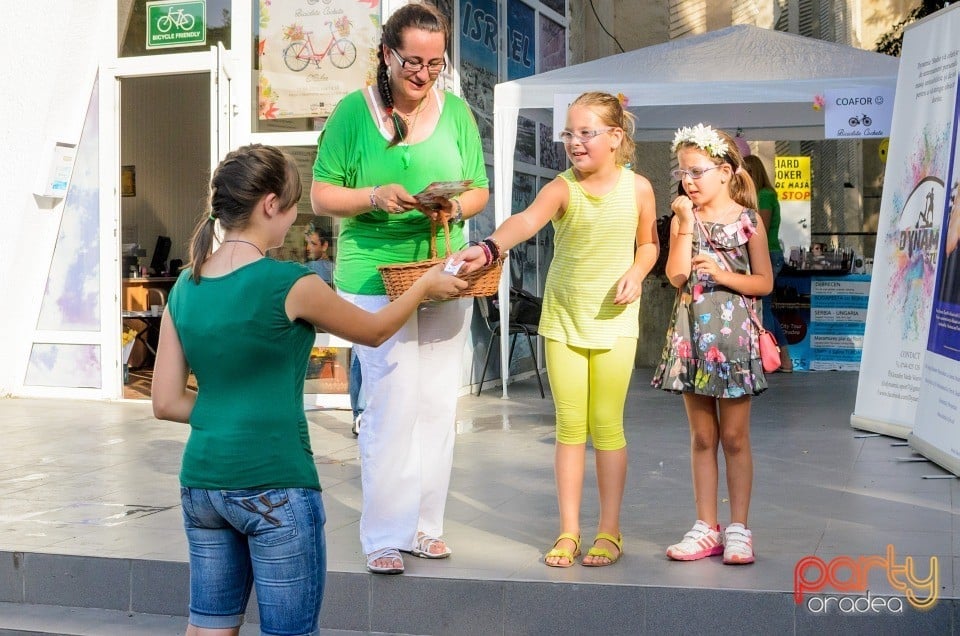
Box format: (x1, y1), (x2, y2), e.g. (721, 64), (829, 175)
(545, 337), (637, 450)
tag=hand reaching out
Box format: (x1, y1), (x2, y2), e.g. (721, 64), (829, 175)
(450, 245), (488, 274)
(419, 263), (469, 300)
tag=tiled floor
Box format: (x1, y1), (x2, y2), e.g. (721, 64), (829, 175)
(1, 369), (957, 632)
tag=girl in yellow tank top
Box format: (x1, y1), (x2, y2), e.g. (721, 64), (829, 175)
(456, 92), (659, 567)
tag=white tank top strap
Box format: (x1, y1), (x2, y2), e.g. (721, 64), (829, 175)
(366, 85), (388, 136)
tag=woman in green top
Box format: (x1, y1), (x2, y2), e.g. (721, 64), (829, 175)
(743, 154), (792, 372)
(151, 145), (465, 635)
(310, 4), (489, 575)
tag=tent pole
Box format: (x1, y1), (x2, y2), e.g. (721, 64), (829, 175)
(493, 102), (519, 399)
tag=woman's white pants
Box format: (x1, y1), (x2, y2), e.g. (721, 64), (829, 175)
(339, 293), (472, 555)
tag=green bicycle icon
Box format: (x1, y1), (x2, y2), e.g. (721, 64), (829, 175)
(283, 22), (357, 71)
(156, 7), (196, 32)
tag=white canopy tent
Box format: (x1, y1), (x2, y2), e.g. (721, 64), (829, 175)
(490, 25), (899, 397)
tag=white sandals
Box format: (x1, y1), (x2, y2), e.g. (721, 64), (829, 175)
(366, 547), (404, 574)
(366, 534), (450, 574)
(411, 532), (452, 559)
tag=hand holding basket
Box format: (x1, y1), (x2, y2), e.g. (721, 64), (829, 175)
(378, 218), (503, 301)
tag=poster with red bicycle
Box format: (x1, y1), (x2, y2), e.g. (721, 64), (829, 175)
(257, 0), (380, 120)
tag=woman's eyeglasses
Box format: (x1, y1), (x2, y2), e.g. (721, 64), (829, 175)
(558, 128), (616, 144)
(391, 49), (446, 74)
(671, 166), (720, 180)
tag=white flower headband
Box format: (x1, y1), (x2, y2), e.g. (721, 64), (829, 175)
(671, 124), (729, 157)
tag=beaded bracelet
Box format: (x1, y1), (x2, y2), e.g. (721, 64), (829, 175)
(478, 241), (493, 266)
(369, 185), (383, 210)
(482, 237), (501, 262)
(486, 236), (503, 259)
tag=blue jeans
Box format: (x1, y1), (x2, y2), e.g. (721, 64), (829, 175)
(349, 351), (366, 419)
(762, 250), (788, 345)
(180, 487), (326, 635)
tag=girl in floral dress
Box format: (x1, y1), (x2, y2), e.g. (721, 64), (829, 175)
(651, 124), (773, 565)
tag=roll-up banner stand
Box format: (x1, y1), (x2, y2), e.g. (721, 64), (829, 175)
(907, 6), (960, 477)
(850, 5), (960, 439)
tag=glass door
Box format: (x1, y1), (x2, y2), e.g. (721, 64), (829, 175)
(108, 48), (230, 398)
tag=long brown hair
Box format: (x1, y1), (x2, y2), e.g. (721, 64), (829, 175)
(743, 155), (774, 192)
(376, 3), (449, 147)
(187, 144), (302, 282)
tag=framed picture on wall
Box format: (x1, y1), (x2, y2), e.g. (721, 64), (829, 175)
(515, 116), (537, 165)
(539, 122), (566, 171)
(121, 165), (136, 197)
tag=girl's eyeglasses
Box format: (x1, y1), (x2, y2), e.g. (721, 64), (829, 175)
(558, 128), (616, 144)
(671, 166), (720, 180)
(391, 49), (446, 74)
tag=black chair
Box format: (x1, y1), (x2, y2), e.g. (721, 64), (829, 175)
(475, 291), (545, 398)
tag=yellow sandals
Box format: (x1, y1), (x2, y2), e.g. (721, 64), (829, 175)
(582, 532), (623, 567)
(544, 532), (581, 568)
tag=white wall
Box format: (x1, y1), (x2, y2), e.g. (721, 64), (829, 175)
(0, 3), (109, 395)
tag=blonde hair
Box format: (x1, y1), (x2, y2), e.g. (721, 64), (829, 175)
(674, 126), (757, 210)
(570, 92), (636, 168)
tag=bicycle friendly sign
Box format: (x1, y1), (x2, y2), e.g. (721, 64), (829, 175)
(146, 0), (206, 50)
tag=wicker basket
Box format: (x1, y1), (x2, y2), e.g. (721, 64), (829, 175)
(378, 219), (503, 301)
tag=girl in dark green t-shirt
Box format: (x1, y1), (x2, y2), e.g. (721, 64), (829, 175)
(151, 144), (465, 634)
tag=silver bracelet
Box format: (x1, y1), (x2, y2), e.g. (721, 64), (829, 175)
(452, 198), (464, 223)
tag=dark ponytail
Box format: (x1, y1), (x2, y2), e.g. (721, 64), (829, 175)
(187, 145), (302, 283)
(375, 49), (406, 148)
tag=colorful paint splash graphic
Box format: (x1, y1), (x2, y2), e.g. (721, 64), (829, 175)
(882, 126), (949, 339)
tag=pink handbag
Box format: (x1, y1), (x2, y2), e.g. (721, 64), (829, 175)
(755, 320), (782, 373)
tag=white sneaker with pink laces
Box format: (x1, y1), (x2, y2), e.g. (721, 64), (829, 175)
(666, 520), (724, 561)
(723, 523), (755, 564)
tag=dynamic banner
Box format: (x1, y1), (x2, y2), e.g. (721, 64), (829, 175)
(257, 0), (380, 120)
(850, 5), (957, 438)
(910, 5), (960, 476)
